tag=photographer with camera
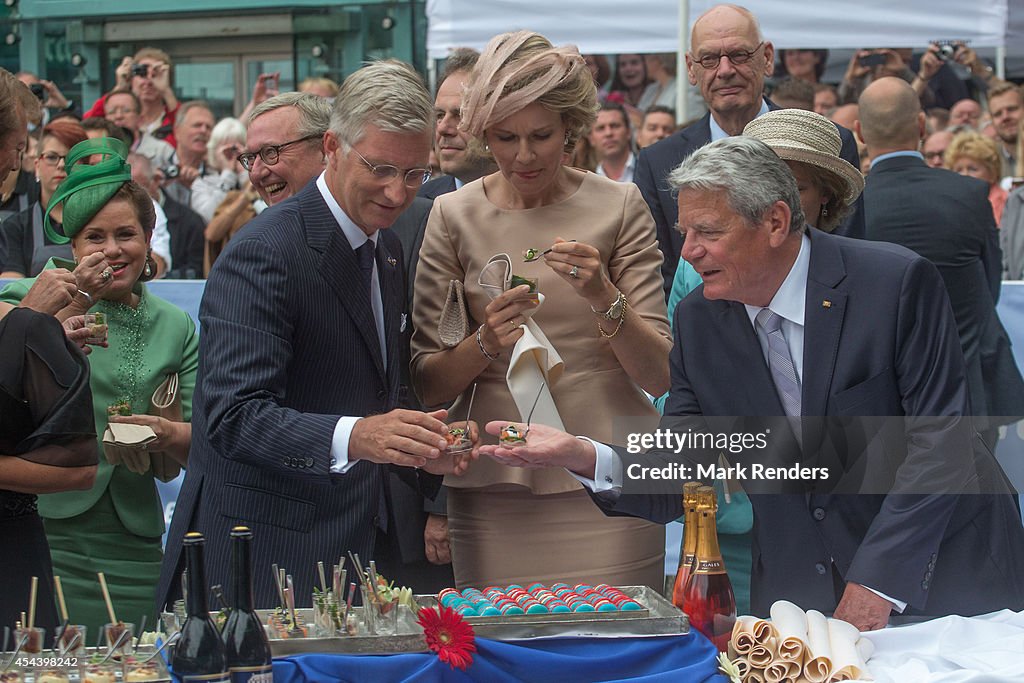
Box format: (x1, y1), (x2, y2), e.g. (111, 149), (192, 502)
(189, 117), (247, 223)
(162, 101), (214, 209)
(14, 72), (76, 128)
(82, 48), (180, 148)
(911, 42), (989, 110)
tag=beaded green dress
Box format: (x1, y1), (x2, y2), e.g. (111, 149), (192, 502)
(0, 266), (199, 632)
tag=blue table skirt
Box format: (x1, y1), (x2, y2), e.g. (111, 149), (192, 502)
(270, 632), (728, 682)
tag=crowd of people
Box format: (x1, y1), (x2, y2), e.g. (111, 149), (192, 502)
(2, 2), (1024, 645)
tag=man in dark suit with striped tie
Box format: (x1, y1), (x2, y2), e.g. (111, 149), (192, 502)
(158, 60), (470, 611)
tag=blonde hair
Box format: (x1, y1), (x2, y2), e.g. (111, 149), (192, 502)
(460, 31), (597, 150)
(945, 131), (1001, 185)
(298, 77), (340, 98)
(329, 60), (432, 149)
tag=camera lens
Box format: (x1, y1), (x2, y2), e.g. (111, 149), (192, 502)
(29, 83), (45, 101)
(938, 44), (956, 61)
(131, 64), (149, 78)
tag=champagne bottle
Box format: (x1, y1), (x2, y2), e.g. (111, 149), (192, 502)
(682, 486), (736, 652)
(172, 532), (229, 682)
(671, 482), (702, 611)
(222, 527), (274, 683)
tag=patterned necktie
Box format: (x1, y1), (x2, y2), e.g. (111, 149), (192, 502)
(756, 308), (802, 418)
(356, 239), (376, 298)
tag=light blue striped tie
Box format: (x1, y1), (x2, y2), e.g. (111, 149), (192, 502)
(756, 308), (801, 418)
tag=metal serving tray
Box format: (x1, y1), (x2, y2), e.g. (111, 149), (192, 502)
(201, 586), (689, 657)
(414, 586), (689, 641)
(0, 647), (171, 682)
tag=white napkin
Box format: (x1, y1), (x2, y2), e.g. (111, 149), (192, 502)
(478, 253), (565, 430)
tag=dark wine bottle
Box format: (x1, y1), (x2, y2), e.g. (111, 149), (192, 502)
(222, 527), (274, 683)
(172, 532), (230, 682)
(682, 486), (736, 652)
(671, 482), (702, 611)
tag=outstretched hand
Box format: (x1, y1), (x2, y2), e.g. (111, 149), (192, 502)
(479, 421), (597, 477)
(350, 408), (450, 469)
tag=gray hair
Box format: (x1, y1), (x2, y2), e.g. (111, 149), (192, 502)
(206, 117), (246, 168)
(330, 59), (433, 149)
(668, 136), (804, 232)
(249, 92), (332, 139)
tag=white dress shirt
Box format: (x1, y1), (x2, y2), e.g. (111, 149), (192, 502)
(314, 171), (387, 475)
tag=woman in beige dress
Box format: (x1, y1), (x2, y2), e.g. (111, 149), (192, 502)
(411, 31), (672, 589)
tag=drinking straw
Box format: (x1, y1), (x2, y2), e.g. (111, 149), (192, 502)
(317, 561), (327, 594)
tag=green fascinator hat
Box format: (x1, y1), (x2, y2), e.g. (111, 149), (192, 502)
(43, 137), (132, 245)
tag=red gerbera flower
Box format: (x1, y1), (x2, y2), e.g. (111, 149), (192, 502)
(417, 605), (476, 670)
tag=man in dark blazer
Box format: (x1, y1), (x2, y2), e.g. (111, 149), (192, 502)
(416, 48), (495, 205)
(481, 137), (1024, 630)
(157, 61), (469, 611)
(858, 77), (1024, 441)
(635, 4), (864, 299)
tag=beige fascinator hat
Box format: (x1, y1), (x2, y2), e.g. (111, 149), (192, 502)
(742, 108), (864, 206)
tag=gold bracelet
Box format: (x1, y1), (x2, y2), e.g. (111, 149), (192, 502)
(597, 299), (627, 339)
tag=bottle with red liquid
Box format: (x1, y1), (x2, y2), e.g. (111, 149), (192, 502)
(682, 485), (736, 652)
(671, 482), (702, 611)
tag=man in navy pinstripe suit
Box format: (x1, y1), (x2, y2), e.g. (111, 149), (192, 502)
(157, 60), (470, 611)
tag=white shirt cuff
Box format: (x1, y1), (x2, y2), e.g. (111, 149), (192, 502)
(330, 416), (361, 474)
(861, 584), (907, 613)
(567, 437), (622, 494)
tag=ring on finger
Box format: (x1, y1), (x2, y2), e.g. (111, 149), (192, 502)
(100, 267), (113, 282)
(569, 265), (580, 279)
(509, 319), (518, 331)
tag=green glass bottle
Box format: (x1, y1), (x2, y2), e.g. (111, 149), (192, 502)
(172, 532), (229, 682)
(222, 527), (274, 682)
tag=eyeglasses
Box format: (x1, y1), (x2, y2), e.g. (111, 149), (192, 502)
(350, 147), (431, 188)
(106, 106), (138, 116)
(237, 134), (322, 171)
(692, 42), (765, 69)
(38, 152), (67, 167)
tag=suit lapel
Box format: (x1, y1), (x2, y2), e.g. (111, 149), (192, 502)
(802, 231), (848, 418)
(378, 236), (403, 405)
(301, 186), (386, 382)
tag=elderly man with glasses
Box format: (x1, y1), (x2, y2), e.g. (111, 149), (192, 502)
(634, 4), (864, 300)
(157, 61), (467, 611)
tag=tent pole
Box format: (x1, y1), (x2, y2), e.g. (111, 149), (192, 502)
(997, 45), (1006, 80)
(677, 0), (689, 122)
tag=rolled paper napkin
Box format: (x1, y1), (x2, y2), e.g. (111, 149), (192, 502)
(770, 600), (808, 663)
(855, 636), (874, 663)
(744, 668), (767, 683)
(764, 657), (800, 683)
(802, 609), (833, 683)
(827, 618), (873, 681)
(732, 657), (751, 679)
(746, 637), (778, 668)
(732, 615), (779, 655)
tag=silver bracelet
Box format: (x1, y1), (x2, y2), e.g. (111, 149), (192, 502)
(476, 324), (499, 361)
(76, 289), (94, 305)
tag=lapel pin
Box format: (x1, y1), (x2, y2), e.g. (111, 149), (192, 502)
(822, 300), (832, 308)
(386, 256), (397, 267)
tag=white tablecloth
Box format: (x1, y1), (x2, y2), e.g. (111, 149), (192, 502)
(858, 610), (1024, 682)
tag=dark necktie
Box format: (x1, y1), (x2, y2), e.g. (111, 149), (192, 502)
(357, 239), (376, 298)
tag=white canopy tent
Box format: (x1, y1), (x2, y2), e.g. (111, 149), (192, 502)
(426, 0), (1013, 118)
(426, 0), (1009, 56)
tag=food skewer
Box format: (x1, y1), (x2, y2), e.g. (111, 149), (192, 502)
(271, 563), (284, 606)
(317, 561), (328, 594)
(54, 576), (70, 623)
(97, 571), (118, 625)
(27, 576), (37, 630)
(522, 239), (576, 262)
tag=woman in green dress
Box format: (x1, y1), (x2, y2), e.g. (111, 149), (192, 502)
(0, 137), (199, 633)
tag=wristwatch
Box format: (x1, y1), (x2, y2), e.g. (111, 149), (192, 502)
(592, 290), (626, 320)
